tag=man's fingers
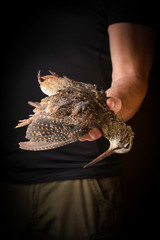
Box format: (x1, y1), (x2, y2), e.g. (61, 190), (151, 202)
(79, 128), (102, 142)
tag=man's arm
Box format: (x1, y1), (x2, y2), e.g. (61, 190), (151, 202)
(80, 23), (155, 141)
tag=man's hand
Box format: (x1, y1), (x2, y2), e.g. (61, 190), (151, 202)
(106, 75), (148, 121)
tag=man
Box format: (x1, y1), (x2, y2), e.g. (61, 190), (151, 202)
(1, 1), (155, 239)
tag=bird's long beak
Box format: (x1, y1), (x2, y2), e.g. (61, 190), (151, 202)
(83, 147), (115, 168)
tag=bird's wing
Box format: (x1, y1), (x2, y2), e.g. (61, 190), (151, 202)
(19, 113), (89, 151)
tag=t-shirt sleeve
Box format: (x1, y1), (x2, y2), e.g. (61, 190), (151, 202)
(107, 0), (156, 30)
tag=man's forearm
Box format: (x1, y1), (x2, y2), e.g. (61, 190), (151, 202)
(108, 23), (155, 82)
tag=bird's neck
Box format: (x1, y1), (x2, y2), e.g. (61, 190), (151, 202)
(101, 110), (127, 141)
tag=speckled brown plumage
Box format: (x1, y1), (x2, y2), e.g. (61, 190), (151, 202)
(16, 71), (135, 167)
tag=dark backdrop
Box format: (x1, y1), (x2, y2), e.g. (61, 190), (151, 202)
(119, 29), (159, 239)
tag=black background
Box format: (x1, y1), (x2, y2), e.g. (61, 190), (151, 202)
(1, 1), (159, 239)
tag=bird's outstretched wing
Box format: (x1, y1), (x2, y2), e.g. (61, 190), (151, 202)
(19, 113), (90, 151)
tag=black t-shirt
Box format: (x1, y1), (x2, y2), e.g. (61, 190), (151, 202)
(1, 0), (155, 183)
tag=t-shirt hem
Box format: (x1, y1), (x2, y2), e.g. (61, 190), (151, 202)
(1, 163), (122, 184)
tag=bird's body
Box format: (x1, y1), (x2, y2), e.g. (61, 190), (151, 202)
(16, 71), (134, 167)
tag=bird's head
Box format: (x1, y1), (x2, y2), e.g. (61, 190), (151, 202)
(112, 125), (134, 154)
(84, 125), (134, 168)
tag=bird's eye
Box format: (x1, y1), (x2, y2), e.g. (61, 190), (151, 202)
(124, 143), (130, 149)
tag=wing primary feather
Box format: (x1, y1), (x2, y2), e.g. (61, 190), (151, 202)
(19, 137), (79, 151)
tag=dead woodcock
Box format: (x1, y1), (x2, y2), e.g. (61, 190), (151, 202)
(16, 71), (134, 168)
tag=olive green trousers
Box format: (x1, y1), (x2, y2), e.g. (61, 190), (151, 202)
(0, 177), (121, 240)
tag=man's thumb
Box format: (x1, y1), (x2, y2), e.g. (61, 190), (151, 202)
(106, 97), (122, 114)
